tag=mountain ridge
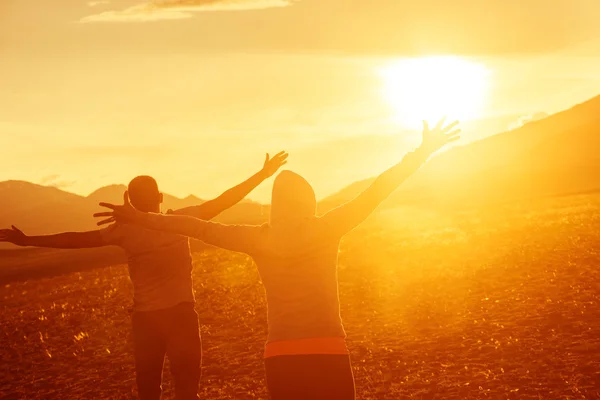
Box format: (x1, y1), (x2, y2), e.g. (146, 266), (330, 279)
(2, 94), (600, 240)
(319, 94), (600, 210)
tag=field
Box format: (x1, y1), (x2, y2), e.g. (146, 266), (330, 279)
(1, 193), (600, 399)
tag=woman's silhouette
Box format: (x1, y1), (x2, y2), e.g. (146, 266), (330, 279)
(95, 119), (460, 400)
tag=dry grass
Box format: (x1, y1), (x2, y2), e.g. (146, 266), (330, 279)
(1, 194), (599, 399)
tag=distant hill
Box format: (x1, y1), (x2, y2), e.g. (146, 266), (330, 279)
(2, 94), (600, 243)
(0, 181), (267, 244)
(321, 94), (600, 210)
(87, 185), (207, 212)
(0, 181), (97, 236)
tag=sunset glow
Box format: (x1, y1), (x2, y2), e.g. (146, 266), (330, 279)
(379, 57), (491, 128)
(2, 1), (600, 202)
(3, 1), (600, 399)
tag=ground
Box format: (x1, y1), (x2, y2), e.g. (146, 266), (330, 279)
(1, 194), (599, 399)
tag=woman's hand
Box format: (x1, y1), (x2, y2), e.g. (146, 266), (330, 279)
(94, 191), (139, 226)
(260, 151), (289, 178)
(419, 117), (461, 156)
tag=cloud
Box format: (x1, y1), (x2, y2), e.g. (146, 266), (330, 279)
(80, 0), (294, 23)
(61, 145), (172, 158)
(508, 112), (549, 131)
(88, 0), (110, 6)
(39, 175), (77, 189)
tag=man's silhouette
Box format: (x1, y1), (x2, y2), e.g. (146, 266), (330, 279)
(0, 151), (288, 400)
(94, 119), (459, 400)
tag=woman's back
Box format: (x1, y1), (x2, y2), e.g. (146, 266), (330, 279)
(252, 218), (346, 343)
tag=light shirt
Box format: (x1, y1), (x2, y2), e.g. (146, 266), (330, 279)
(100, 223), (194, 312)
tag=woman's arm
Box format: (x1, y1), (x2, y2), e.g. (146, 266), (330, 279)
(320, 118), (460, 237)
(95, 193), (261, 254)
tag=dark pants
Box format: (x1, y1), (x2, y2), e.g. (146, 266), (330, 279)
(132, 302), (202, 400)
(265, 355), (356, 400)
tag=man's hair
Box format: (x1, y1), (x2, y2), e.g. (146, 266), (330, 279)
(127, 176), (161, 212)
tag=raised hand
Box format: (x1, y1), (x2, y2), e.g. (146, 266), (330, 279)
(0, 225), (29, 246)
(94, 191), (139, 226)
(419, 118), (461, 155)
(260, 151), (289, 178)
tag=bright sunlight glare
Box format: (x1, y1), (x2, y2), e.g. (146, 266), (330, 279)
(378, 56), (491, 129)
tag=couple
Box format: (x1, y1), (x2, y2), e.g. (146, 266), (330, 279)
(1, 119), (459, 399)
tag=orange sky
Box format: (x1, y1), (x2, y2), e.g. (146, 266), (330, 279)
(1, 0), (600, 202)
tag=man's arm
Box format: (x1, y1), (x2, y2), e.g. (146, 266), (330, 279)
(320, 118), (461, 237)
(0, 225), (107, 249)
(171, 151), (288, 220)
(95, 195), (260, 255)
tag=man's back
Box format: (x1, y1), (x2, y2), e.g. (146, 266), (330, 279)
(100, 223), (195, 312)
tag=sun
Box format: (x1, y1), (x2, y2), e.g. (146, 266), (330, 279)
(378, 56), (491, 128)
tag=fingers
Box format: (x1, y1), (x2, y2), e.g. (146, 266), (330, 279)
(445, 135), (461, 144)
(273, 151), (288, 161)
(123, 190), (132, 206)
(93, 212), (114, 218)
(11, 225), (24, 234)
(442, 120), (459, 133)
(96, 217), (115, 227)
(277, 152), (289, 163)
(434, 117), (447, 131)
(98, 202), (117, 210)
(443, 133), (461, 144)
(446, 128), (461, 139)
(0, 229), (15, 241)
(422, 120), (429, 132)
(265, 151), (289, 169)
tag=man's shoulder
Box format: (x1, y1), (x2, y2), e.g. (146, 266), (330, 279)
(101, 222), (188, 247)
(122, 223), (187, 239)
(100, 222), (136, 237)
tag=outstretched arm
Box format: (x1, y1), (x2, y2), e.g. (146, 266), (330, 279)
(95, 193), (260, 255)
(0, 226), (106, 249)
(320, 118), (460, 237)
(171, 151), (288, 220)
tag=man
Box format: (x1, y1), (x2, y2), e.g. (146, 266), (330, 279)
(0, 151), (288, 400)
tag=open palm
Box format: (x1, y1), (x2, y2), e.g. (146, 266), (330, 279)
(420, 118), (461, 155)
(261, 151), (289, 178)
(0, 226), (28, 246)
(94, 191), (139, 226)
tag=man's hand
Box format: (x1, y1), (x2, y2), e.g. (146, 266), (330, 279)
(0, 226), (29, 246)
(419, 118), (461, 156)
(94, 191), (139, 226)
(260, 151), (289, 178)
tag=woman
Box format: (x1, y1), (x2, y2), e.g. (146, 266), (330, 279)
(95, 119), (460, 399)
